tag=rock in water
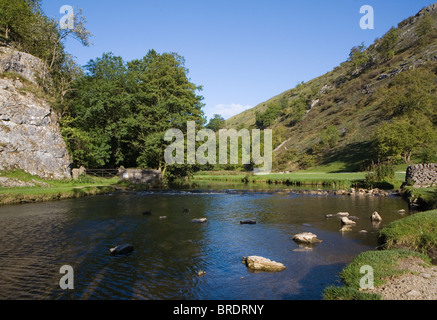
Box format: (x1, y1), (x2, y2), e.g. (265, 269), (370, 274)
(240, 220), (257, 225)
(109, 244), (134, 255)
(371, 211), (383, 222)
(242, 256), (286, 272)
(325, 212), (350, 218)
(341, 217), (357, 226)
(292, 232), (323, 244)
(191, 218), (207, 223)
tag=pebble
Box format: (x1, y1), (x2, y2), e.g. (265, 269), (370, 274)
(371, 257), (437, 300)
(406, 290), (421, 297)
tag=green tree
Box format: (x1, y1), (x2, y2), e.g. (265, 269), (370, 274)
(287, 96), (308, 126)
(376, 27), (400, 61)
(0, 0), (34, 43)
(416, 10), (435, 38)
(381, 68), (437, 119)
(320, 125), (341, 149)
(64, 53), (135, 168)
(255, 102), (282, 129)
(349, 42), (369, 73)
(373, 117), (437, 163)
(206, 114), (225, 132)
(128, 50), (205, 173)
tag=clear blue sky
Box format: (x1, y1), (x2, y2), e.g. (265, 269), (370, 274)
(42, 0), (436, 121)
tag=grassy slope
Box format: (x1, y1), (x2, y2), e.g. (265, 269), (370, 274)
(225, 6), (437, 172)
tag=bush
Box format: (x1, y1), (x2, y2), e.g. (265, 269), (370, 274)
(365, 162), (395, 188)
(255, 102), (282, 129)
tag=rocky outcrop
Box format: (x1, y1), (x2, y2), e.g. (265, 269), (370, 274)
(0, 48), (71, 180)
(0, 47), (49, 85)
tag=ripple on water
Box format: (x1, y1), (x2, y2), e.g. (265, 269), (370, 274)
(0, 192), (409, 300)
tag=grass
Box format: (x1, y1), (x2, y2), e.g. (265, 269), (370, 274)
(193, 169), (410, 190)
(378, 209), (437, 255)
(323, 249), (431, 300)
(0, 170), (118, 205)
(324, 209), (437, 300)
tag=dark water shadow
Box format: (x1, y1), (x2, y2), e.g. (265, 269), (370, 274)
(279, 262), (346, 300)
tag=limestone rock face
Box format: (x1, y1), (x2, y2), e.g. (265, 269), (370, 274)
(0, 47), (50, 85)
(0, 49), (71, 180)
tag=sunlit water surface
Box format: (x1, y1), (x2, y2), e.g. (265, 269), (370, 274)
(0, 190), (409, 300)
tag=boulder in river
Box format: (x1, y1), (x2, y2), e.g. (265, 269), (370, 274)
(371, 211), (383, 222)
(326, 212), (350, 218)
(109, 244), (134, 256)
(341, 217), (357, 226)
(242, 256), (286, 272)
(339, 226), (353, 232)
(292, 232), (323, 244)
(240, 220), (257, 225)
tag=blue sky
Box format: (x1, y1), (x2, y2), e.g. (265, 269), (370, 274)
(42, 0), (436, 121)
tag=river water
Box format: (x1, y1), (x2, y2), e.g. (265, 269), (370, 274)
(0, 190), (409, 300)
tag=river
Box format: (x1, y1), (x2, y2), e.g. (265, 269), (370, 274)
(0, 189), (409, 300)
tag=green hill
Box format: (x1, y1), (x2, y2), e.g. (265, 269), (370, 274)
(225, 4), (437, 173)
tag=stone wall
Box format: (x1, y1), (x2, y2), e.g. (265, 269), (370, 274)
(118, 168), (162, 187)
(405, 164), (437, 188)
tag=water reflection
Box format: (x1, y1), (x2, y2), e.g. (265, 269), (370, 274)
(0, 191), (409, 300)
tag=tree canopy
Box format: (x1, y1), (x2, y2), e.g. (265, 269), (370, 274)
(63, 50), (205, 171)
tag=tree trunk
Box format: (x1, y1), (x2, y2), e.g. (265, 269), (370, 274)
(5, 26), (9, 39)
(161, 163), (167, 178)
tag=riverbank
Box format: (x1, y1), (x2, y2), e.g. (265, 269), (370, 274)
(0, 170), (119, 205)
(192, 170), (408, 190)
(324, 209), (437, 300)
(0, 169), (424, 206)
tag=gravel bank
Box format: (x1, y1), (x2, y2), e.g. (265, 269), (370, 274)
(371, 257), (437, 300)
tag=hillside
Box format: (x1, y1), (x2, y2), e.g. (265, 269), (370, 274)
(226, 4), (437, 173)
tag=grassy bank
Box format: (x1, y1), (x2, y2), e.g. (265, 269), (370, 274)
(401, 186), (437, 211)
(324, 209), (437, 300)
(0, 170), (118, 205)
(193, 170), (407, 190)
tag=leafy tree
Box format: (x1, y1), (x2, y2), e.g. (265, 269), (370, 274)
(0, 0), (34, 43)
(206, 114), (225, 132)
(47, 7), (92, 70)
(416, 10), (435, 38)
(128, 50), (205, 173)
(376, 27), (400, 61)
(373, 116), (437, 163)
(381, 68), (437, 119)
(287, 96), (308, 126)
(320, 125), (341, 149)
(349, 42), (370, 73)
(64, 53), (136, 168)
(255, 102), (282, 129)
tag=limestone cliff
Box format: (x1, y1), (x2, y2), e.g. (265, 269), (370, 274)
(0, 47), (72, 179)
